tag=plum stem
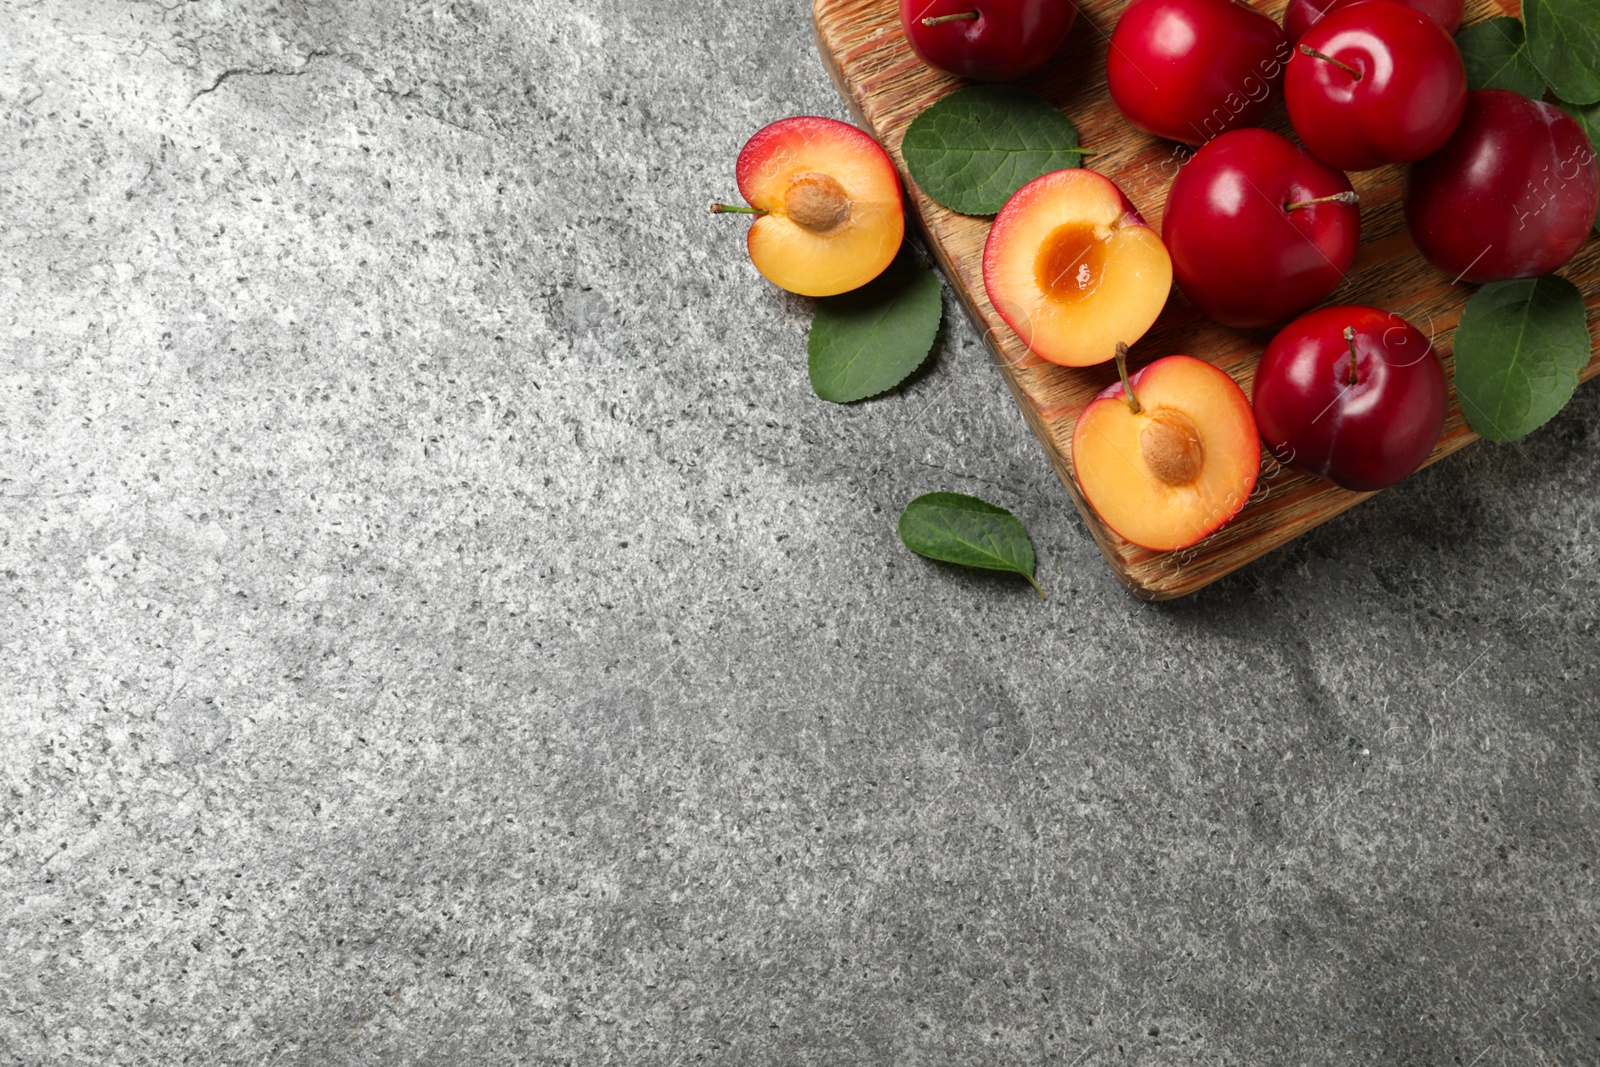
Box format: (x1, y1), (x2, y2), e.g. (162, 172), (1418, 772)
(709, 203), (766, 216)
(1283, 190), (1359, 212)
(1115, 342), (1142, 415)
(1299, 44), (1361, 80)
(1344, 326), (1361, 386)
(922, 10), (980, 25)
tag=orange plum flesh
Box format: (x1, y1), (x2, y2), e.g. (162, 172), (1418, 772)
(983, 169), (1172, 367)
(735, 116), (905, 297)
(1072, 356), (1260, 552)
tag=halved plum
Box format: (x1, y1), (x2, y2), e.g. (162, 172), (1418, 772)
(983, 169), (1172, 367)
(725, 116), (905, 298)
(1072, 353), (1260, 551)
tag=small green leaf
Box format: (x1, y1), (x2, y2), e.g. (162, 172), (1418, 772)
(807, 255), (942, 403)
(902, 86), (1087, 215)
(897, 491), (1044, 597)
(1453, 275), (1592, 442)
(1525, 0), (1600, 105)
(1456, 18), (1545, 98)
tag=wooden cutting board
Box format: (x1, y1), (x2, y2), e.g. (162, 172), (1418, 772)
(812, 0), (1600, 599)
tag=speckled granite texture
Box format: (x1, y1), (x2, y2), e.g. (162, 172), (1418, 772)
(1, 1), (1596, 1064)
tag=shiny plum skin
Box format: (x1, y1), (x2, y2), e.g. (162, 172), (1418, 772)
(1282, 0), (1461, 42)
(1107, 0), (1290, 146)
(1405, 89), (1600, 283)
(1286, 0), (1466, 171)
(1163, 128), (1360, 328)
(900, 0), (1076, 82)
(1252, 305), (1446, 492)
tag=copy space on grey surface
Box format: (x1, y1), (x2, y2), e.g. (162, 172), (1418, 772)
(1, 1), (1597, 1064)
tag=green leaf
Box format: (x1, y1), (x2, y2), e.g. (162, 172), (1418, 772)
(1453, 276), (1592, 442)
(897, 491), (1044, 597)
(901, 86), (1087, 216)
(1456, 18), (1545, 98)
(1525, 0), (1600, 105)
(807, 255), (942, 403)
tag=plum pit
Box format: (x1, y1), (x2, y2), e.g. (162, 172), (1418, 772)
(1035, 223), (1109, 303)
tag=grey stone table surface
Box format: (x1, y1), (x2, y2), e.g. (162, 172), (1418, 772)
(1, 1), (1596, 1064)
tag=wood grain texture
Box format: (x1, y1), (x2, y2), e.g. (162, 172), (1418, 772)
(813, 0), (1600, 599)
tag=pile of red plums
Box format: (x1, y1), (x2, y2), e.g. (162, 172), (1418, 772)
(895, 0), (1598, 551)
